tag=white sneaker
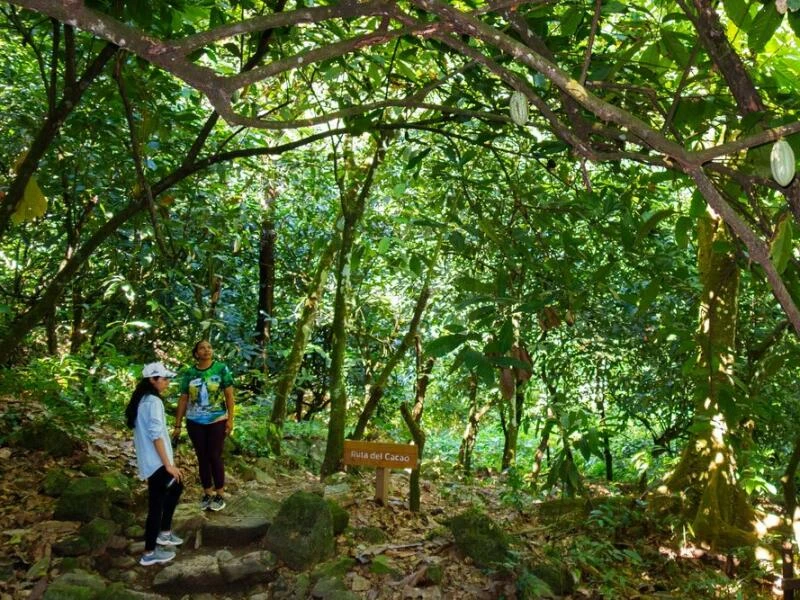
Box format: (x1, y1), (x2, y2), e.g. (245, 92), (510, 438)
(156, 531), (183, 546)
(139, 548), (175, 566)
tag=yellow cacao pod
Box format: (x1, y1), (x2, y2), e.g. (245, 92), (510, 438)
(771, 139), (795, 187)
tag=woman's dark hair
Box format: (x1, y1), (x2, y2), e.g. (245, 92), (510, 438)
(125, 378), (160, 429)
(192, 339), (210, 360)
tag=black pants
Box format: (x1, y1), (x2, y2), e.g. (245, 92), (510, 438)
(145, 466), (183, 551)
(187, 419), (227, 491)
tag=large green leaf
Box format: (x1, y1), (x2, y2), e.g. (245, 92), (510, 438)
(748, 4), (783, 53)
(425, 333), (469, 357)
(770, 214), (794, 274)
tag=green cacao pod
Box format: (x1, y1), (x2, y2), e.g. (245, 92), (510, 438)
(509, 91), (528, 126)
(770, 139), (796, 186)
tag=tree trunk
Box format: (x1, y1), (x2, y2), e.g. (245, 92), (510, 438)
(401, 337), (433, 512)
(458, 375), (491, 474)
(665, 210), (755, 548)
(268, 228), (340, 454)
(320, 138), (385, 478)
(254, 191), (276, 385)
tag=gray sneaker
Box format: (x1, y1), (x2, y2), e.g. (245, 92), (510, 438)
(209, 494), (226, 512)
(156, 531), (183, 546)
(200, 494), (211, 511)
(139, 548), (175, 566)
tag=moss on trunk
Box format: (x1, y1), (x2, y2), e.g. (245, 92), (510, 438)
(664, 211), (755, 549)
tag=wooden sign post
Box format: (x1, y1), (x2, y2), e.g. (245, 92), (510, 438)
(343, 440), (419, 505)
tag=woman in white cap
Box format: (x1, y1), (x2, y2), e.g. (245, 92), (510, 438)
(125, 361), (185, 566)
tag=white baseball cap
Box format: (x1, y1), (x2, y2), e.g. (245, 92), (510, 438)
(142, 362), (176, 379)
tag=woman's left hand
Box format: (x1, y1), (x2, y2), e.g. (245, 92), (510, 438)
(225, 419), (234, 436)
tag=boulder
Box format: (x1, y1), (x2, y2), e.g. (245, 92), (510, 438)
(218, 550), (278, 585)
(152, 554), (221, 592)
(43, 569), (106, 599)
(54, 478), (112, 522)
(447, 508), (510, 569)
(14, 420), (82, 458)
(202, 493), (279, 546)
(326, 499), (349, 536)
(42, 467), (72, 496)
(264, 491), (335, 571)
(152, 549), (278, 592)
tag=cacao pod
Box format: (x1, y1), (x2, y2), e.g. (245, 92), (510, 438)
(499, 368), (515, 399)
(509, 91), (528, 126)
(771, 139), (795, 187)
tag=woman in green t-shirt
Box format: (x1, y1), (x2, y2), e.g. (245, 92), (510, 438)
(173, 340), (235, 512)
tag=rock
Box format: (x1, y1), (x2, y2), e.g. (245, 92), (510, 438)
(527, 559), (576, 596)
(264, 491), (335, 571)
(42, 468), (72, 497)
(152, 554), (221, 592)
(101, 471), (136, 506)
(13, 420), (82, 458)
(110, 556), (137, 569)
(202, 493), (279, 547)
(422, 563), (443, 585)
(326, 500), (349, 535)
(79, 518), (119, 550)
(53, 534), (92, 557)
(218, 550), (278, 585)
(310, 575), (346, 597)
(311, 557), (356, 581)
(25, 557), (50, 580)
(54, 478), (113, 522)
(353, 526), (388, 544)
(324, 483), (354, 507)
(349, 573), (371, 592)
(43, 569), (106, 599)
(446, 508), (510, 569)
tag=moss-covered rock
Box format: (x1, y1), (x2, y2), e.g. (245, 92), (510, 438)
(14, 420), (82, 458)
(527, 559), (575, 596)
(447, 508), (510, 569)
(52, 535), (92, 557)
(423, 563), (443, 585)
(79, 518), (118, 550)
(101, 471), (135, 506)
(42, 468), (72, 497)
(311, 557), (356, 582)
(326, 499), (349, 536)
(79, 461), (105, 477)
(353, 526), (387, 544)
(43, 569), (106, 599)
(54, 478), (112, 522)
(264, 491), (335, 571)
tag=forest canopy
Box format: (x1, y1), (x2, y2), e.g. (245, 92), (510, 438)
(3, 0), (800, 580)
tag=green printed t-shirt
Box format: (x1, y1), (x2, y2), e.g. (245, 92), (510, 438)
(180, 361), (234, 425)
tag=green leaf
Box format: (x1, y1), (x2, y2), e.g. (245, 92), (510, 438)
(636, 280), (661, 314)
(770, 214), (794, 274)
(790, 12), (800, 38)
(660, 29), (689, 67)
(425, 333), (469, 357)
(723, 0), (751, 29)
(748, 3), (783, 53)
(497, 319), (514, 353)
(635, 209), (673, 245)
(674, 215), (693, 248)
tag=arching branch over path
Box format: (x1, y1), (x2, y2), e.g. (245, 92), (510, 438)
(8, 0), (800, 335)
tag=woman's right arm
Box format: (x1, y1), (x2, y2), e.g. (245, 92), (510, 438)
(173, 393), (188, 439)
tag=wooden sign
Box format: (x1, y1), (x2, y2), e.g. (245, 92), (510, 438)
(343, 440), (419, 505)
(343, 440), (418, 469)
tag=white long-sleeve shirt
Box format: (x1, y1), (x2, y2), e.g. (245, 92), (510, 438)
(133, 393), (174, 480)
